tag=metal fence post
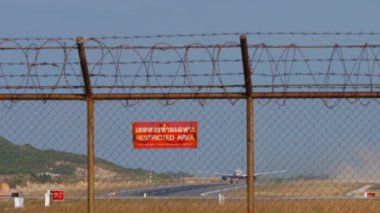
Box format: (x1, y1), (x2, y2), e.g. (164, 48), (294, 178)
(87, 95), (95, 213)
(76, 36), (95, 213)
(240, 34), (254, 213)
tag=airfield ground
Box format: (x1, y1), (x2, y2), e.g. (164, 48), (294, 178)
(1, 180), (380, 213)
(228, 180), (376, 198)
(2, 198), (380, 213)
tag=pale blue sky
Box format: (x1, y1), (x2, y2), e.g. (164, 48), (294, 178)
(1, 1), (380, 179)
(1, 0), (380, 38)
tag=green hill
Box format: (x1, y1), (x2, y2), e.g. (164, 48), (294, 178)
(0, 137), (191, 188)
(0, 137), (127, 176)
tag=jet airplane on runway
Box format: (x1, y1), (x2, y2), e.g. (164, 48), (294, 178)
(208, 169), (286, 184)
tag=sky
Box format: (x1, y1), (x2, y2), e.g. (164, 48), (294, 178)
(1, 0), (380, 38)
(1, 0), (380, 180)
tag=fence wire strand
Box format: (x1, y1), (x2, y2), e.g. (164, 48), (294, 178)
(1, 36), (380, 107)
(1, 33), (380, 213)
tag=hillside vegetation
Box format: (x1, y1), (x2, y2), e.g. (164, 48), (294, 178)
(0, 137), (187, 188)
(0, 137), (125, 176)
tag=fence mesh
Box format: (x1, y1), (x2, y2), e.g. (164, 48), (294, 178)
(1, 33), (380, 213)
(254, 99), (380, 212)
(2, 99), (380, 213)
(93, 100), (246, 213)
(0, 101), (87, 212)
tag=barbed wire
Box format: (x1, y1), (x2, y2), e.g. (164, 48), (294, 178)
(4, 57), (380, 67)
(1, 36), (380, 106)
(7, 43), (378, 50)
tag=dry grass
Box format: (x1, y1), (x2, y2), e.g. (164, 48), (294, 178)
(256, 199), (380, 213)
(2, 198), (380, 213)
(256, 181), (363, 197)
(12, 180), (173, 197)
(0, 198), (245, 213)
(227, 181), (363, 198)
(2, 180), (380, 212)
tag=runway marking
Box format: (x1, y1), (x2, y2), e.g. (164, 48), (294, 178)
(200, 185), (246, 197)
(106, 184), (178, 196)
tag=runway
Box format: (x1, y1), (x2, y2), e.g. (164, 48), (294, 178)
(106, 183), (246, 198)
(103, 182), (379, 200)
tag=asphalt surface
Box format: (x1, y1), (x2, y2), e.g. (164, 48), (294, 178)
(106, 183), (246, 198)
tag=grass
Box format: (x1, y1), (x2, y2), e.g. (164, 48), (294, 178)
(255, 199), (380, 213)
(3, 180), (380, 212)
(255, 181), (363, 197)
(2, 198), (380, 213)
(12, 179), (178, 197)
(0, 198), (245, 213)
(227, 181), (364, 198)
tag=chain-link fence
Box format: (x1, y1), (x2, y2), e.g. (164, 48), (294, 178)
(0, 101), (88, 212)
(254, 99), (380, 212)
(1, 33), (380, 213)
(93, 99), (247, 213)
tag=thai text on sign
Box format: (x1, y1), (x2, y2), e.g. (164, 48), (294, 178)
(132, 121), (198, 149)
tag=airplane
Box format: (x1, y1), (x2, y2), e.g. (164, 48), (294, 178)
(205, 169), (287, 184)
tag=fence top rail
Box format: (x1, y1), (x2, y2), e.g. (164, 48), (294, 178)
(1, 91), (380, 101)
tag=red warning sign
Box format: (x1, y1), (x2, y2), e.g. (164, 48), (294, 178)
(365, 192), (376, 198)
(52, 190), (64, 201)
(132, 121), (198, 149)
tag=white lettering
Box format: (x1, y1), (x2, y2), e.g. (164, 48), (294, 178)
(135, 134), (176, 141)
(177, 134), (195, 141)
